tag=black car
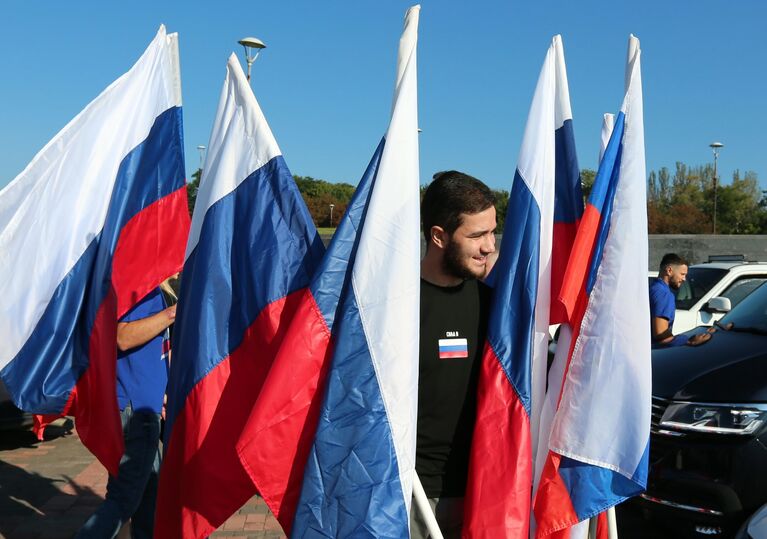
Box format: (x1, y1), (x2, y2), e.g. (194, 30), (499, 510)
(634, 282), (767, 538)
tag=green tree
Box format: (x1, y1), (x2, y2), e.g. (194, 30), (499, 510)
(492, 188), (509, 233)
(716, 170), (762, 233)
(187, 169), (201, 217)
(293, 175), (356, 227)
(647, 163), (766, 234)
(581, 168), (596, 201)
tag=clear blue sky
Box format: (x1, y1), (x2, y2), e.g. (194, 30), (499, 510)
(1, 1), (765, 192)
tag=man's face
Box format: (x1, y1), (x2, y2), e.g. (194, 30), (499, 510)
(667, 264), (688, 290)
(442, 206), (497, 280)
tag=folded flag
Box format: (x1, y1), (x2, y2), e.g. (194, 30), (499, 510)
(154, 52), (325, 538)
(236, 6), (421, 538)
(531, 113), (617, 539)
(533, 35), (651, 537)
(0, 26), (189, 475)
(464, 35), (582, 539)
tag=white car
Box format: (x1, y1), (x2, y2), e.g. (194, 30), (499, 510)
(549, 260), (767, 352)
(671, 259), (767, 333)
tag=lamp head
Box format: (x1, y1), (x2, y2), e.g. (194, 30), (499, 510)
(238, 37), (266, 50)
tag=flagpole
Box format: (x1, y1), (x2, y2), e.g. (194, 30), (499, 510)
(412, 472), (444, 539)
(585, 508), (618, 539)
(607, 507), (618, 538)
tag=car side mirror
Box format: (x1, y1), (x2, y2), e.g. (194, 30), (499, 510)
(704, 296), (732, 314)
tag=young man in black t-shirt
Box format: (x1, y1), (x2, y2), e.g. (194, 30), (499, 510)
(412, 171), (496, 539)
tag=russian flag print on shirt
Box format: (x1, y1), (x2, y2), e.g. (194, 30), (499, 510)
(464, 35), (582, 539)
(153, 54), (325, 539)
(438, 338), (469, 359)
(236, 6), (421, 538)
(533, 35), (651, 537)
(0, 26), (189, 476)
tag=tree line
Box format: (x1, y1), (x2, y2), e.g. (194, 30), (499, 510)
(186, 164), (767, 235)
(186, 171), (511, 231)
(646, 163), (766, 234)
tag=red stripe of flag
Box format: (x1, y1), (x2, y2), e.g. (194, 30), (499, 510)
(464, 343), (533, 539)
(155, 289), (307, 538)
(68, 186), (189, 475)
(236, 290), (334, 534)
(439, 350), (468, 359)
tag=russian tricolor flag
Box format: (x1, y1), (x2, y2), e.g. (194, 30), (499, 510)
(464, 35), (582, 538)
(236, 6), (420, 537)
(0, 26), (190, 476)
(438, 338), (469, 359)
(154, 54), (325, 538)
(533, 35), (650, 538)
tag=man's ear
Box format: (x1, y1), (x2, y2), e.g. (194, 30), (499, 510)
(430, 226), (448, 250)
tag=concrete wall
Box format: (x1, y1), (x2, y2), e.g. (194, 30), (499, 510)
(648, 235), (767, 269)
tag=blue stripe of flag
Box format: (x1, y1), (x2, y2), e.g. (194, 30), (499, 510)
(439, 345), (468, 352)
(586, 112), (625, 294)
(559, 442), (649, 520)
(554, 119), (584, 224)
(485, 170), (540, 416)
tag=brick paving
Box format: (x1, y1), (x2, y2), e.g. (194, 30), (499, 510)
(0, 420), (286, 539)
(0, 420), (671, 539)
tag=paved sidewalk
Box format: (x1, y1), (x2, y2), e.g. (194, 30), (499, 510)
(0, 420), (286, 539)
(1, 420), (671, 539)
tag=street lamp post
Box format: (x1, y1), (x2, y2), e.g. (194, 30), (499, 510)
(238, 37), (267, 83)
(710, 141), (724, 234)
(329, 204), (335, 227)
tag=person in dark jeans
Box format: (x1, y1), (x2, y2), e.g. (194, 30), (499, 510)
(77, 286), (176, 539)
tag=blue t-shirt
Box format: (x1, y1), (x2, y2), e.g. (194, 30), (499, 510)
(116, 288), (169, 413)
(649, 278), (686, 347)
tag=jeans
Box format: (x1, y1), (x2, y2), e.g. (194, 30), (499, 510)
(76, 405), (161, 539)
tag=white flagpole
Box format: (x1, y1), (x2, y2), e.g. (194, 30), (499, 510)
(412, 472), (444, 539)
(607, 507), (618, 538)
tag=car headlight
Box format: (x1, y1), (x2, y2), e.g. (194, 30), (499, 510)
(660, 402), (767, 435)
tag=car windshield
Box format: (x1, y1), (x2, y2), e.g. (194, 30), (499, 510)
(675, 267), (728, 310)
(720, 282), (767, 334)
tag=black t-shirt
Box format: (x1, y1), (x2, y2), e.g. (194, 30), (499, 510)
(416, 278), (491, 497)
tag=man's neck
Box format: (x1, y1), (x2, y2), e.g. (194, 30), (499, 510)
(420, 255), (464, 287)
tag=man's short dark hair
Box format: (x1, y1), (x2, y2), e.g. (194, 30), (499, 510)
(421, 170), (495, 242)
(659, 253), (688, 272)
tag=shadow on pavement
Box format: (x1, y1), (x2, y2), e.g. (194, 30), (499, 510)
(0, 419), (96, 538)
(0, 459), (98, 538)
(0, 419), (74, 451)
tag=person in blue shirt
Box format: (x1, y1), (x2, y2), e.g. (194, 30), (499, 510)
(649, 253), (710, 348)
(77, 284), (176, 539)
